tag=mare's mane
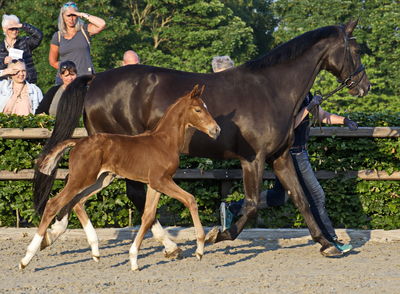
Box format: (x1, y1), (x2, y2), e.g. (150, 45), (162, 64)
(244, 25), (341, 70)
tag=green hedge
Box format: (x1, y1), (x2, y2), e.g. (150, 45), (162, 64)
(0, 112), (399, 229)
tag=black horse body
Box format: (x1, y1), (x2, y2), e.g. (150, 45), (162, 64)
(35, 20), (370, 252)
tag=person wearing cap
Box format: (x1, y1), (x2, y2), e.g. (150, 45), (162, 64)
(36, 60), (77, 115)
(211, 55), (234, 73)
(0, 59), (42, 115)
(49, 2), (106, 85)
(0, 14), (43, 83)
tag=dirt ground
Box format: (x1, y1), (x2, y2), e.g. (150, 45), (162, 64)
(1, 229), (399, 294)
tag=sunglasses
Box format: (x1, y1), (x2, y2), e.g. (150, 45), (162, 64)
(8, 27), (20, 32)
(63, 2), (78, 8)
(11, 59), (24, 63)
(66, 14), (77, 17)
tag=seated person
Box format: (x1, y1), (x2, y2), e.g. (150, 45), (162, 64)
(35, 60), (77, 115)
(0, 59), (42, 115)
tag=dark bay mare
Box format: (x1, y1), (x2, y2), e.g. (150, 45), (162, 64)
(34, 20), (370, 258)
(21, 85), (220, 270)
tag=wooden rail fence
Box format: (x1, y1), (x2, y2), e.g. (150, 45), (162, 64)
(1, 127), (399, 181)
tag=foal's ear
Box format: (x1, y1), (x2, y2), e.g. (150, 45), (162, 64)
(344, 19), (358, 36)
(190, 84), (205, 98)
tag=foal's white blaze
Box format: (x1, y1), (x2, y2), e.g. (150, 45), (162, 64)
(20, 233), (43, 269)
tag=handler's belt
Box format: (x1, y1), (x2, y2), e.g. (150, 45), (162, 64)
(290, 145), (307, 153)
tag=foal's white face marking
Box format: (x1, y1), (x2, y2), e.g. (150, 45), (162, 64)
(203, 102), (208, 109)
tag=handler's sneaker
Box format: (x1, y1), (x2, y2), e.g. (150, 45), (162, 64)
(220, 202), (234, 231)
(333, 241), (353, 253)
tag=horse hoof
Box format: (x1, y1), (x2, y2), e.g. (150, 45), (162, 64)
(131, 266), (140, 271)
(321, 245), (342, 257)
(19, 261), (26, 270)
(92, 255), (100, 262)
(205, 226), (219, 244)
(195, 252), (203, 261)
(164, 247), (183, 259)
(40, 233), (52, 251)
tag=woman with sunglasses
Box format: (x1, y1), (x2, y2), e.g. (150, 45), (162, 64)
(36, 60), (77, 115)
(0, 59), (43, 115)
(0, 14), (43, 84)
(49, 2), (106, 85)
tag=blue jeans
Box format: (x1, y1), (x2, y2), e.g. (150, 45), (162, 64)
(269, 149), (337, 242)
(229, 149), (337, 243)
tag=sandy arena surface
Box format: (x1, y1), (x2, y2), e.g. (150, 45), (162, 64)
(1, 228), (399, 294)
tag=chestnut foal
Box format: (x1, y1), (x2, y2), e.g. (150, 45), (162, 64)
(20, 85), (220, 271)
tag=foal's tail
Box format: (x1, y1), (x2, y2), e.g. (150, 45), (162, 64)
(33, 75), (95, 216)
(38, 140), (77, 175)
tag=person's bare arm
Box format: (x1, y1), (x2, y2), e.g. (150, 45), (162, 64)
(49, 44), (59, 70)
(76, 12), (106, 35)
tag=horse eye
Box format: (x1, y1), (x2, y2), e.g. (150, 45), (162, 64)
(194, 108), (201, 113)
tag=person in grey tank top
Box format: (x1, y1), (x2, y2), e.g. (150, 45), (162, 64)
(49, 2), (106, 85)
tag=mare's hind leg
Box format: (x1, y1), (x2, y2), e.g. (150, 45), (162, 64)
(271, 151), (335, 255)
(129, 186), (161, 271)
(208, 153), (265, 243)
(127, 179), (180, 259)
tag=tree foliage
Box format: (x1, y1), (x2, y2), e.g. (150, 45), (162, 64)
(272, 0), (400, 97)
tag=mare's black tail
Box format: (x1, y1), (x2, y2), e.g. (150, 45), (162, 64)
(33, 75), (95, 216)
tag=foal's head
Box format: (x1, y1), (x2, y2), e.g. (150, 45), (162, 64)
(183, 85), (220, 139)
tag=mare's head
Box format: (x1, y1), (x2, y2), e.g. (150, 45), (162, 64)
(183, 85), (220, 139)
(324, 19), (370, 96)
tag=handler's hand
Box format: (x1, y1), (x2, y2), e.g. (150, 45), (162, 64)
(306, 95), (323, 111)
(344, 118), (358, 131)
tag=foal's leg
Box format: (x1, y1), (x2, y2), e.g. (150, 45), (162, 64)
(153, 178), (205, 260)
(271, 151), (333, 253)
(129, 186), (161, 271)
(20, 182), (88, 269)
(73, 173), (116, 261)
(127, 179), (180, 258)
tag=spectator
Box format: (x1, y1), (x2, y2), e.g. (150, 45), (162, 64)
(0, 14), (43, 83)
(36, 60), (77, 115)
(122, 50), (140, 66)
(49, 1), (106, 85)
(211, 55), (234, 73)
(0, 59), (42, 115)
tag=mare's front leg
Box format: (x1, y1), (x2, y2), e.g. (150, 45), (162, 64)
(271, 150), (334, 254)
(209, 153), (265, 243)
(129, 186), (161, 271)
(127, 179), (180, 259)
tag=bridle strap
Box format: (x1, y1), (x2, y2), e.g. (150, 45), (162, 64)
(312, 33), (366, 129)
(318, 32), (366, 101)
